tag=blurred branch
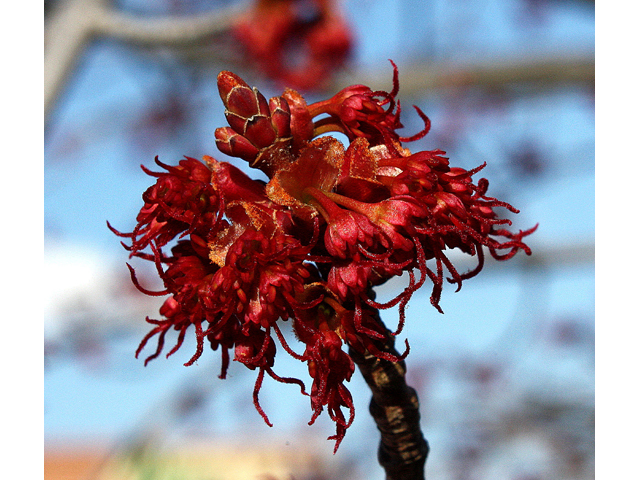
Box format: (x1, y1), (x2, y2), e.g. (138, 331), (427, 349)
(44, 0), (242, 122)
(442, 240), (595, 277)
(333, 55), (595, 96)
(92, 4), (242, 45)
(45, 0), (99, 121)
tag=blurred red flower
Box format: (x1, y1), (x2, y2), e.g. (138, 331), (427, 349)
(233, 0), (353, 90)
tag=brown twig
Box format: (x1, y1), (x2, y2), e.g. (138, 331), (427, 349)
(349, 307), (429, 480)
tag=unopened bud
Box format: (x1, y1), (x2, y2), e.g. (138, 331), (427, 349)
(215, 127), (259, 162)
(269, 96), (291, 138)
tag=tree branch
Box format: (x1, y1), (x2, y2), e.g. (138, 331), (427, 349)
(332, 55), (595, 96)
(44, 0), (241, 122)
(44, 0), (101, 120)
(349, 307), (429, 480)
(92, 4), (242, 46)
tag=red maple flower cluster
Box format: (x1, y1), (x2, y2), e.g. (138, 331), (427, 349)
(232, 0), (352, 90)
(111, 63), (536, 452)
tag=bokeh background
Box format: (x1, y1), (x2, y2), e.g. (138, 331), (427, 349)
(44, 1), (595, 479)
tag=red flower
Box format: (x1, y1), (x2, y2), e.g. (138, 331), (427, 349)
(306, 186), (389, 259)
(377, 149), (451, 197)
(298, 323), (355, 453)
(132, 240), (221, 368)
(205, 226), (317, 330)
(108, 156), (219, 257)
(233, 325), (307, 427)
(326, 256), (374, 301)
(307, 60), (431, 150)
(113, 65), (536, 452)
(291, 295), (411, 451)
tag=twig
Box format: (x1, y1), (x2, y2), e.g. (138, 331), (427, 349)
(349, 307), (429, 480)
(332, 55), (595, 96)
(44, 0), (241, 121)
(92, 4), (242, 46)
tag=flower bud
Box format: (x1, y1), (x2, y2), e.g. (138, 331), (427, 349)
(269, 96), (291, 138)
(217, 71), (268, 118)
(215, 127), (260, 162)
(216, 71), (295, 176)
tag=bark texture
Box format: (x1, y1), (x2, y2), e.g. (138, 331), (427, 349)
(349, 308), (429, 480)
